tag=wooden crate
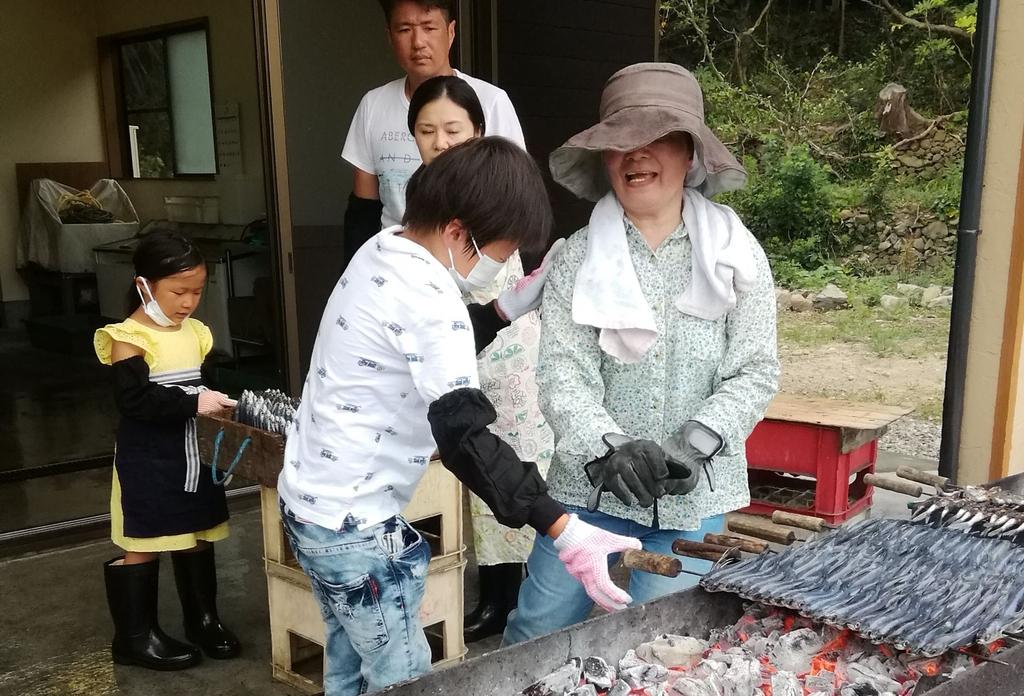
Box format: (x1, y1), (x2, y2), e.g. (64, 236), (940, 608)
(267, 552), (467, 695)
(197, 408), (283, 488)
(199, 409), (467, 691)
(745, 394), (913, 524)
(260, 460), (463, 565)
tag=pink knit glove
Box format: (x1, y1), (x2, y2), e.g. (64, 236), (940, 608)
(553, 514), (641, 612)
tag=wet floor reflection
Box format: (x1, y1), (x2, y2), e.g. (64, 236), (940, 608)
(0, 331), (117, 472)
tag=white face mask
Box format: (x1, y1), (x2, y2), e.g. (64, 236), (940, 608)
(447, 234), (505, 294)
(136, 277), (177, 327)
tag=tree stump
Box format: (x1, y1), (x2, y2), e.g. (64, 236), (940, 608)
(875, 83), (929, 139)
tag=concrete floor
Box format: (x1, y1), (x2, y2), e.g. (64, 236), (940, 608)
(0, 475), (923, 696)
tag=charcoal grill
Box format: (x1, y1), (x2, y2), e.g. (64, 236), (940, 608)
(379, 474), (1024, 696)
(378, 585), (1024, 696)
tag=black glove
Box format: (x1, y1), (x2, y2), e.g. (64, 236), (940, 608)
(662, 420), (724, 494)
(585, 434), (669, 509)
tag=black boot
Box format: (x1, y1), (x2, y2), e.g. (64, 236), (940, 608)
(172, 546), (241, 659)
(104, 557), (202, 671)
(464, 563), (523, 643)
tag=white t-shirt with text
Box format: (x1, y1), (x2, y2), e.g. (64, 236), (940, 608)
(341, 70), (526, 229)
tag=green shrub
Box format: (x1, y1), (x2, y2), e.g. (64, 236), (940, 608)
(723, 142), (842, 269)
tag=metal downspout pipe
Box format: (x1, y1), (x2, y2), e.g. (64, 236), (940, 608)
(938, 0), (1000, 482)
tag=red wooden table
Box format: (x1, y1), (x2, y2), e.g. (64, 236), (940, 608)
(743, 394), (913, 524)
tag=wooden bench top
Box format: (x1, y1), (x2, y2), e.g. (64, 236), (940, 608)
(762, 394), (914, 453)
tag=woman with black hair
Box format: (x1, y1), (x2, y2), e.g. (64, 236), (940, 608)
(94, 230), (239, 671)
(407, 75), (561, 643)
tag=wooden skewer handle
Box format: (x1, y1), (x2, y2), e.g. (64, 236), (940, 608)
(704, 533), (770, 554)
(621, 549), (682, 578)
(727, 518), (797, 545)
(772, 510), (827, 533)
(864, 473), (923, 497)
(895, 466), (950, 490)
(671, 540), (732, 556)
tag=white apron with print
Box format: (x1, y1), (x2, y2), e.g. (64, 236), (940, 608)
(466, 252), (554, 566)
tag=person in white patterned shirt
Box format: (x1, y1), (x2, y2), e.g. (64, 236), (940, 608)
(278, 137), (642, 696)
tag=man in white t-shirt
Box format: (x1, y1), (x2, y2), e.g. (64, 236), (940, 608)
(340, 0), (525, 266)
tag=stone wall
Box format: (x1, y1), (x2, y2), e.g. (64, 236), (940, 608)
(837, 126), (963, 272)
(841, 207), (957, 272)
(890, 126), (964, 178)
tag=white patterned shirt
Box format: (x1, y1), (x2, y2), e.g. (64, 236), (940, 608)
(538, 216), (780, 530)
(278, 227), (479, 530)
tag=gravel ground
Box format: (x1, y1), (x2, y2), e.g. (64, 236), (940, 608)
(879, 415), (941, 461)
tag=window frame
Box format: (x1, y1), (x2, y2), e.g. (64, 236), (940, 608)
(98, 18), (218, 181)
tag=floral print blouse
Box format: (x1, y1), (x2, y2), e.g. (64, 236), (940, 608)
(537, 215), (780, 530)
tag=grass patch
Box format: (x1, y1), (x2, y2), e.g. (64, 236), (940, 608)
(779, 302), (951, 358)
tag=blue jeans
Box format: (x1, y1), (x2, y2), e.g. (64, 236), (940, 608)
(503, 506), (725, 645)
(280, 504), (432, 696)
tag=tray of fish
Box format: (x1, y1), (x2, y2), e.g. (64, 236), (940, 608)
(700, 517), (1024, 656)
(196, 389), (298, 487)
(235, 388), (299, 437)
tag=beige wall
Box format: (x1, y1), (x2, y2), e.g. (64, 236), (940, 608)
(960, 0), (1024, 482)
(0, 0), (265, 307)
(94, 0), (266, 226)
(0, 2), (106, 303)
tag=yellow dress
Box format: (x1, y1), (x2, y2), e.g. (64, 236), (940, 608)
(95, 317), (229, 552)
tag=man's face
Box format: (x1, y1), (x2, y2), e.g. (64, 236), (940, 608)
(386, 2), (456, 82)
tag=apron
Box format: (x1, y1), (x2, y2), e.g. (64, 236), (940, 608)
(466, 252), (555, 565)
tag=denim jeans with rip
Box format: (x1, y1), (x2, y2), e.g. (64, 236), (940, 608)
(280, 504), (432, 696)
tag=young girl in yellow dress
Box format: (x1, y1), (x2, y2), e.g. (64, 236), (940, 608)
(94, 230), (238, 670)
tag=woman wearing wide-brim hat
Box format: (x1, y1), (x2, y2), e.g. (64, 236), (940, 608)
(503, 63), (780, 643)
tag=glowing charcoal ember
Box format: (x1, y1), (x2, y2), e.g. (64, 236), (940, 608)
(721, 655), (761, 693)
(770, 628), (824, 674)
(582, 656), (615, 689)
(620, 663), (669, 690)
(770, 671), (802, 696)
(521, 658), (583, 696)
(607, 681), (631, 696)
(669, 677), (721, 696)
(635, 635), (707, 669)
(569, 685), (597, 696)
(619, 649), (647, 672)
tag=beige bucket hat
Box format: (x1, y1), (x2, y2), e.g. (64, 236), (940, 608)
(550, 63), (747, 201)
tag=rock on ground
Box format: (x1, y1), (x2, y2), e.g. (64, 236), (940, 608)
(813, 283), (849, 311)
(879, 294), (909, 310)
(790, 293), (814, 312)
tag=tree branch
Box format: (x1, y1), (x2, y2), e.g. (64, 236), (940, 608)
(860, 0), (971, 40)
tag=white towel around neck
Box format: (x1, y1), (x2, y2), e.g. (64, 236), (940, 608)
(571, 188), (757, 363)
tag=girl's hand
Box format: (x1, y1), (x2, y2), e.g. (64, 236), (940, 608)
(198, 390), (236, 414)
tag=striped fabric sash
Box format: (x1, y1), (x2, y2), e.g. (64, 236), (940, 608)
(151, 367), (206, 493)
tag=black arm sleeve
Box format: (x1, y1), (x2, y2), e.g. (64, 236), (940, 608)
(342, 193), (384, 269)
(466, 301), (511, 354)
(427, 388), (564, 533)
(111, 356), (199, 422)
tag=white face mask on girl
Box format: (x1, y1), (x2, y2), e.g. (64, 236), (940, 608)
(448, 234), (505, 294)
(136, 277), (177, 327)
